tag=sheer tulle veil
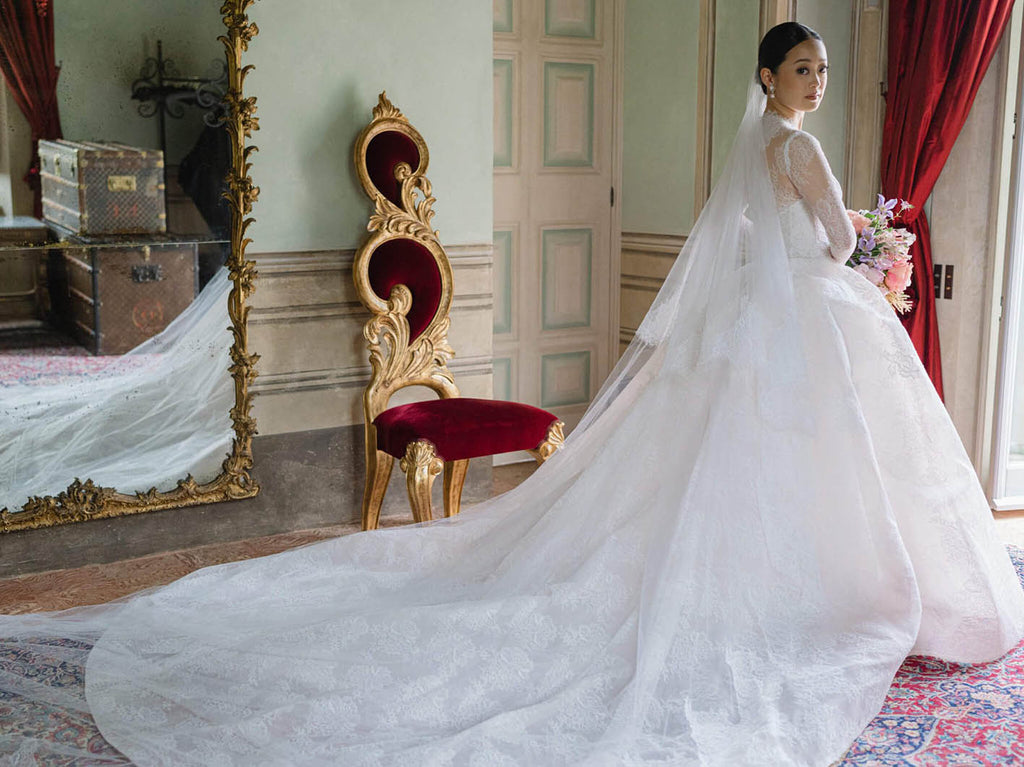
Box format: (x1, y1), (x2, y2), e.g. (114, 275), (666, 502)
(578, 79), (806, 440)
(0, 268), (234, 511)
(1, 79), (995, 765)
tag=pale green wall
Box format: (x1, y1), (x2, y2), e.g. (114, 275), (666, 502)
(622, 0), (699, 235)
(246, 1), (492, 253)
(711, 0), (760, 185)
(711, 4), (852, 191)
(798, 1), (851, 189)
(622, 3), (853, 236)
(55, 0), (222, 164)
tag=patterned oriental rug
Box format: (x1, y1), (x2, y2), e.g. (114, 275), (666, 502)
(0, 354), (156, 386)
(0, 329), (111, 386)
(0, 345), (158, 386)
(2, 549), (1024, 765)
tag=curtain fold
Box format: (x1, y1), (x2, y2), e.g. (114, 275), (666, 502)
(881, 0), (1015, 399)
(0, 0), (62, 217)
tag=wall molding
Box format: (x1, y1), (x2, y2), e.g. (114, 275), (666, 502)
(250, 242), (493, 325)
(250, 299), (493, 326)
(618, 232), (685, 349)
(758, 0), (797, 36)
(610, 0), (626, 375)
(695, 0), (716, 222)
(249, 243), (494, 403)
(979, 4), (1024, 494)
(251, 250), (351, 275)
(254, 354), (495, 396)
(253, 242), (493, 272)
(621, 231), (686, 256)
(621, 274), (666, 292)
(843, 0), (887, 209)
(249, 301), (364, 325)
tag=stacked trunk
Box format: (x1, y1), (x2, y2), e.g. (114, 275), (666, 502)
(38, 140), (167, 236)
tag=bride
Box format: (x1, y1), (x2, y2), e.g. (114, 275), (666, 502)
(3, 22), (1023, 766)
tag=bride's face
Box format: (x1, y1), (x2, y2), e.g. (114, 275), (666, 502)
(764, 39), (828, 114)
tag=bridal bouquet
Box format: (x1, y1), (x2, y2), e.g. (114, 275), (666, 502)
(846, 194), (916, 314)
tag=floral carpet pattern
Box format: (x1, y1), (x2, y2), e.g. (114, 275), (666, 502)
(0, 329), (159, 386)
(0, 353), (156, 387)
(2, 549), (1024, 765)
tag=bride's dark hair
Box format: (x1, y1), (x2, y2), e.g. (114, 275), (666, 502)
(756, 22), (822, 94)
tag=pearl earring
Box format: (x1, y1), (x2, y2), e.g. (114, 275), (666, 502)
(769, 83), (776, 98)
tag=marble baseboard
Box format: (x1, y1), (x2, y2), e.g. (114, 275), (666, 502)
(0, 425), (492, 578)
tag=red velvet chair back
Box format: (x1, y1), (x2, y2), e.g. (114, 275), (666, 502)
(353, 93), (458, 423)
(364, 130), (421, 208)
(366, 238), (442, 343)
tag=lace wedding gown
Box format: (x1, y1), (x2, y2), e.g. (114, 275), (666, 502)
(3, 92), (1024, 767)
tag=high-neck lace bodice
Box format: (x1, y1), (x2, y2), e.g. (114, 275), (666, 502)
(761, 110), (857, 262)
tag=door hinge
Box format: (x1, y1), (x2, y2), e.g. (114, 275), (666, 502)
(610, 186), (615, 207)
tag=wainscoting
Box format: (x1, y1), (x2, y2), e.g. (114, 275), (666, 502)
(250, 244), (495, 433)
(619, 231), (685, 354)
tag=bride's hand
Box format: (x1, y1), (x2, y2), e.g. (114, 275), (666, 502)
(847, 210), (870, 235)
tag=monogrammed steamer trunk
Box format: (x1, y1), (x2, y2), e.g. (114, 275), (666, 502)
(38, 140), (167, 235)
(56, 232), (198, 355)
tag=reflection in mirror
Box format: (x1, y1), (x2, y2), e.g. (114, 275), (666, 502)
(0, 1), (249, 524)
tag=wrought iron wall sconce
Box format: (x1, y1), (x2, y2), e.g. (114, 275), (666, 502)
(130, 40), (228, 158)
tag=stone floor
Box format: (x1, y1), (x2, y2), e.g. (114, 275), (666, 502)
(4, 459), (1024, 616)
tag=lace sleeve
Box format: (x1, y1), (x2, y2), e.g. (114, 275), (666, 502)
(784, 131), (856, 263)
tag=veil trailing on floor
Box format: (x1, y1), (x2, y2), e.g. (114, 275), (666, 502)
(1, 82), (1021, 765)
(0, 268), (234, 513)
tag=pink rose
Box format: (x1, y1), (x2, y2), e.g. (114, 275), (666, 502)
(885, 261), (913, 292)
(847, 210), (871, 234)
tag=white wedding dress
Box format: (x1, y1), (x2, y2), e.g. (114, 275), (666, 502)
(3, 87), (1024, 767)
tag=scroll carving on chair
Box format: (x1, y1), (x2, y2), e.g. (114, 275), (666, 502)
(353, 92), (564, 530)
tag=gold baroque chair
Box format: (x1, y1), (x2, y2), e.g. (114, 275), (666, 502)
(353, 93), (564, 530)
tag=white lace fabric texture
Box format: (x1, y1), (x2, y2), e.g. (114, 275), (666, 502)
(765, 113), (857, 262)
(2, 88), (1023, 766)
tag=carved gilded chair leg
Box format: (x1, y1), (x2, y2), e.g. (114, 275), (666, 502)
(443, 459), (470, 517)
(400, 440), (443, 523)
(527, 420), (566, 464)
(362, 446), (394, 531)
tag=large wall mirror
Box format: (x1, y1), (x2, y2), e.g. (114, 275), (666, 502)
(0, 0), (259, 533)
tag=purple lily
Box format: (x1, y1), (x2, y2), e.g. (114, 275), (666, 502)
(858, 229), (877, 253)
(876, 194), (899, 220)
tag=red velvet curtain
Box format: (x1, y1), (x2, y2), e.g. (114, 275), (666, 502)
(881, 0), (1015, 400)
(0, 0), (62, 217)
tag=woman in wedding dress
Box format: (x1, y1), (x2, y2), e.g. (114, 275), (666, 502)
(3, 22), (1024, 766)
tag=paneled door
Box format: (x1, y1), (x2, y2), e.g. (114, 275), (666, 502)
(493, 0), (620, 462)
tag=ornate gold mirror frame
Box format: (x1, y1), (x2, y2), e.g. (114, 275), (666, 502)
(0, 0), (261, 533)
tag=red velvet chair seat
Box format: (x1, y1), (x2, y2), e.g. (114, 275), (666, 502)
(374, 398), (558, 461)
